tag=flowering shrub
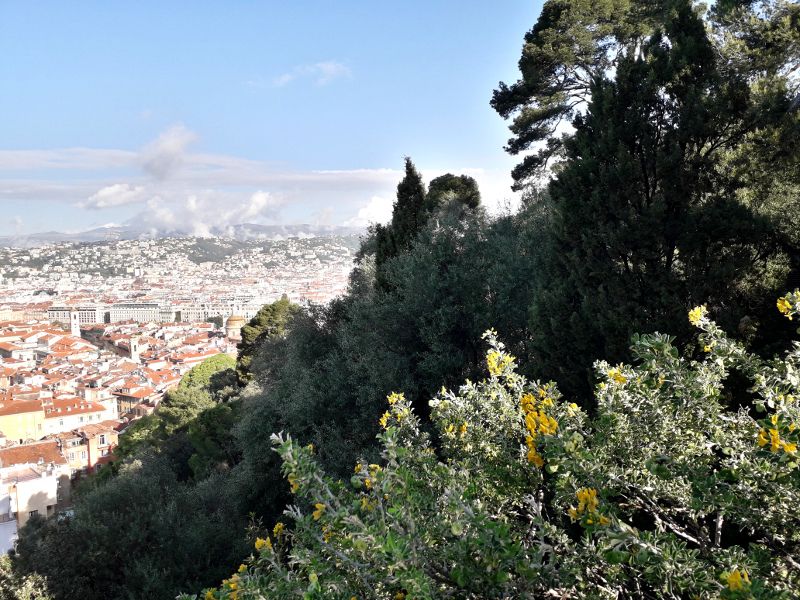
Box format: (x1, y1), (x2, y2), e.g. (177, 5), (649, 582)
(183, 296), (800, 599)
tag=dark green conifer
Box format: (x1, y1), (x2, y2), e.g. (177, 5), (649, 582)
(523, 2), (778, 394)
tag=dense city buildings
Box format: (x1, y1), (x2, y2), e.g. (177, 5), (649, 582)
(0, 235), (358, 322)
(0, 234), (357, 551)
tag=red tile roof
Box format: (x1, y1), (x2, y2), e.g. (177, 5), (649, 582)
(0, 440), (67, 466)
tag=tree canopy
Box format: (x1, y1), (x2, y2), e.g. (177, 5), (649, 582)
(492, 0), (800, 188)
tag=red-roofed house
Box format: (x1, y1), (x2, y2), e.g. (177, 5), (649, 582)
(0, 440), (70, 552)
(42, 397), (107, 436)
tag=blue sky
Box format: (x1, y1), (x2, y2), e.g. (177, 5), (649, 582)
(0, 1), (540, 235)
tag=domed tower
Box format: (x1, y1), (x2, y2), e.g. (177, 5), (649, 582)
(225, 315), (246, 342)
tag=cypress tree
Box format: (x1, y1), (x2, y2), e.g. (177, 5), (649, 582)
(375, 157), (427, 290)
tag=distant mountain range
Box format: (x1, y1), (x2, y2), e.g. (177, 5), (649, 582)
(0, 223), (366, 248)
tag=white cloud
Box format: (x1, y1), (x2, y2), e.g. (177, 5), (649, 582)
(140, 124), (197, 180)
(313, 61), (351, 85)
(0, 148), (135, 171)
(240, 191), (281, 221)
(129, 189), (285, 237)
(272, 73), (295, 87)
(0, 127), (520, 237)
(344, 195), (393, 227)
(272, 61), (352, 87)
(81, 183), (146, 209)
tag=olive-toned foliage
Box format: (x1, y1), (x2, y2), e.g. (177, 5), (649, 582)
(0, 555), (51, 600)
(178, 353), (236, 393)
(236, 296), (300, 383)
(375, 159), (483, 291)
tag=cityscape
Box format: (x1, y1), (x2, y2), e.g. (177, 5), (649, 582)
(0, 232), (359, 551)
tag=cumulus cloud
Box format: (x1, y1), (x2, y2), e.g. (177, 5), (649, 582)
(240, 191), (281, 221)
(130, 190), (285, 237)
(81, 183), (146, 209)
(140, 124), (197, 180)
(272, 61), (352, 87)
(344, 195), (393, 227)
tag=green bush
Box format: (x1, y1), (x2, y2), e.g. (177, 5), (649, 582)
(187, 295), (800, 599)
(179, 353), (236, 392)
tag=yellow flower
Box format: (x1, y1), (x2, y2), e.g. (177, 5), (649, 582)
(387, 392), (403, 405)
(486, 350), (513, 376)
(520, 393), (536, 414)
(607, 367), (627, 385)
(726, 568), (750, 591)
(569, 488), (609, 526)
(288, 473), (299, 493)
(205, 590), (216, 600)
(527, 448), (544, 468)
(238, 563), (247, 573)
(688, 305), (707, 326)
(364, 478), (372, 489)
(379, 411), (391, 429)
(354, 463), (362, 473)
(312, 503), (326, 521)
(567, 403), (579, 416)
(458, 422), (468, 435)
(777, 296), (793, 319)
(538, 412), (558, 435)
(783, 442), (797, 454)
(577, 488), (599, 513)
(322, 526), (332, 543)
(273, 521), (285, 537)
(254, 536), (271, 551)
(394, 593), (406, 600)
(769, 428), (782, 452)
(757, 429), (768, 447)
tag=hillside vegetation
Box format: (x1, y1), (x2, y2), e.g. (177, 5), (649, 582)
(5, 0), (799, 599)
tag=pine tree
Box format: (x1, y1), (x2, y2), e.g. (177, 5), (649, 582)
(523, 1), (792, 397)
(425, 174), (481, 214)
